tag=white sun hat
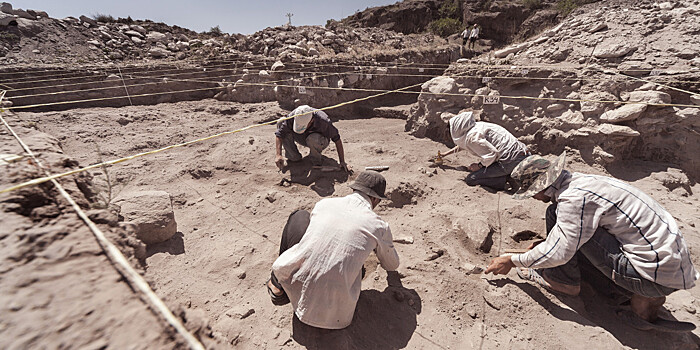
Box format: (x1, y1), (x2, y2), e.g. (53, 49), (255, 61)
(290, 105), (315, 134)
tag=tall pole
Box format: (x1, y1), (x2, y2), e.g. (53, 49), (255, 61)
(286, 13), (293, 26)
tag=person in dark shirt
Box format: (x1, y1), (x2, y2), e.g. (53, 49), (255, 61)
(274, 105), (350, 172)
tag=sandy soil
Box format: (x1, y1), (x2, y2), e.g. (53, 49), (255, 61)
(2, 98), (697, 349)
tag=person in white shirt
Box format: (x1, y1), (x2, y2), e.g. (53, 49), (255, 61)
(267, 171), (400, 329)
(485, 153), (698, 329)
(468, 23), (479, 51)
(437, 112), (529, 191)
(460, 26), (470, 47)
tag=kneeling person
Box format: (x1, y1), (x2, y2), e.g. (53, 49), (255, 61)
(485, 153), (698, 324)
(438, 112), (529, 191)
(274, 105), (349, 171)
(267, 171), (400, 329)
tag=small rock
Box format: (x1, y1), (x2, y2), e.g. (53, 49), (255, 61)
(393, 236), (414, 244)
(226, 307), (255, 319)
(425, 248), (445, 261)
(690, 95), (700, 106)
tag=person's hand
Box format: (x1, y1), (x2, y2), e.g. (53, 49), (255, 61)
(527, 239), (545, 250)
(467, 163), (482, 172)
(485, 255), (515, 275)
(340, 161), (352, 173)
(275, 155), (285, 170)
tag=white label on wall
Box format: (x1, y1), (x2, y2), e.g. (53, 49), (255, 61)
(483, 95), (500, 104)
(300, 72), (304, 77)
(482, 77), (492, 83)
(366, 74), (372, 79)
(419, 68), (425, 73)
(521, 69), (529, 75)
(298, 86), (306, 94)
(650, 70), (662, 76)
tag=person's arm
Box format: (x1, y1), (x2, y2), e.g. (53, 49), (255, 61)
(275, 136), (284, 170)
(466, 132), (499, 168)
(334, 138), (351, 172)
(488, 195), (604, 275)
(274, 119), (291, 170)
(442, 146), (461, 157)
(375, 224), (400, 271)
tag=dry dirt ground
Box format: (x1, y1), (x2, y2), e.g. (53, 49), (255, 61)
(3, 98), (700, 349)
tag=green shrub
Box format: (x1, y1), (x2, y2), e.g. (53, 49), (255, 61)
(428, 18), (462, 37)
(523, 0), (543, 10)
(438, 0), (461, 19)
(208, 25), (223, 35)
(93, 13), (115, 22)
(556, 0), (579, 15)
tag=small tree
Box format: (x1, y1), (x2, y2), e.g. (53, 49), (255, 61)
(428, 18), (462, 37)
(208, 25), (223, 35)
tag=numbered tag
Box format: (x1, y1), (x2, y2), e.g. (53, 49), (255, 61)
(482, 77), (492, 83)
(521, 69), (529, 75)
(298, 86), (306, 94)
(366, 74), (372, 79)
(650, 70), (662, 76)
(483, 95), (500, 104)
(300, 72), (304, 77)
(419, 68), (425, 73)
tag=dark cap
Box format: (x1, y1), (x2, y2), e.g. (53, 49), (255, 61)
(349, 170), (387, 199)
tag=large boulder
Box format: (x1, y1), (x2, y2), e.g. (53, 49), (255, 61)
(405, 76), (465, 142)
(79, 15), (97, 26)
(116, 191), (177, 244)
(628, 91), (671, 105)
(0, 12), (16, 26)
(148, 47), (171, 58)
(594, 43), (635, 58)
(146, 31), (168, 43)
(599, 103), (647, 123)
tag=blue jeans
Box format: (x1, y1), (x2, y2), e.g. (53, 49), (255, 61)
(465, 153), (527, 191)
(541, 204), (676, 298)
(281, 132), (329, 164)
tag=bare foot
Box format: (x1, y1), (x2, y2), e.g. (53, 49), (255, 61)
(267, 279), (284, 296)
(517, 268), (581, 296)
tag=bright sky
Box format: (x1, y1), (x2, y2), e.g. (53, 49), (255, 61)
(10, 0), (399, 34)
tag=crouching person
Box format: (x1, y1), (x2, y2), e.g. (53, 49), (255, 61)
(267, 171), (400, 329)
(485, 153), (698, 329)
(437, 111), (529, 191)
(274, 105), (350, 172)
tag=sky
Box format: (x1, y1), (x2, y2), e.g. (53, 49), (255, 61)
(10, 0), (399, 34)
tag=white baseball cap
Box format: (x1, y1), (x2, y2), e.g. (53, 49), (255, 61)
(291, 105), (315, 134)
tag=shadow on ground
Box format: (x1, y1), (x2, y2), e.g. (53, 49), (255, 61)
(146, 232), (185, 258)
(489, 271), (700, 349)
(283, 157), (350, 197)
(291, 272), (421, 349)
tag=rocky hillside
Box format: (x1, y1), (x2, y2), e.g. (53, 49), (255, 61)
(342, 0), (601, 46)
(342, 0), (443, 34)
(406, 0), (700, 179)
(0, 1), (455, 67)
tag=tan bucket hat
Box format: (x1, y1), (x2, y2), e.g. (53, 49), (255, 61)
(511, 152), (566, 200)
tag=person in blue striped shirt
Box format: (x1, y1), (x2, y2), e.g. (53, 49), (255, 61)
(485, 152), (698, 328)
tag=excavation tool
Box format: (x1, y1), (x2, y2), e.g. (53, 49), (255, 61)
(365, 166), (389, 172)
(433, 151), (444, 165)
(465, 264), (485, 279)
